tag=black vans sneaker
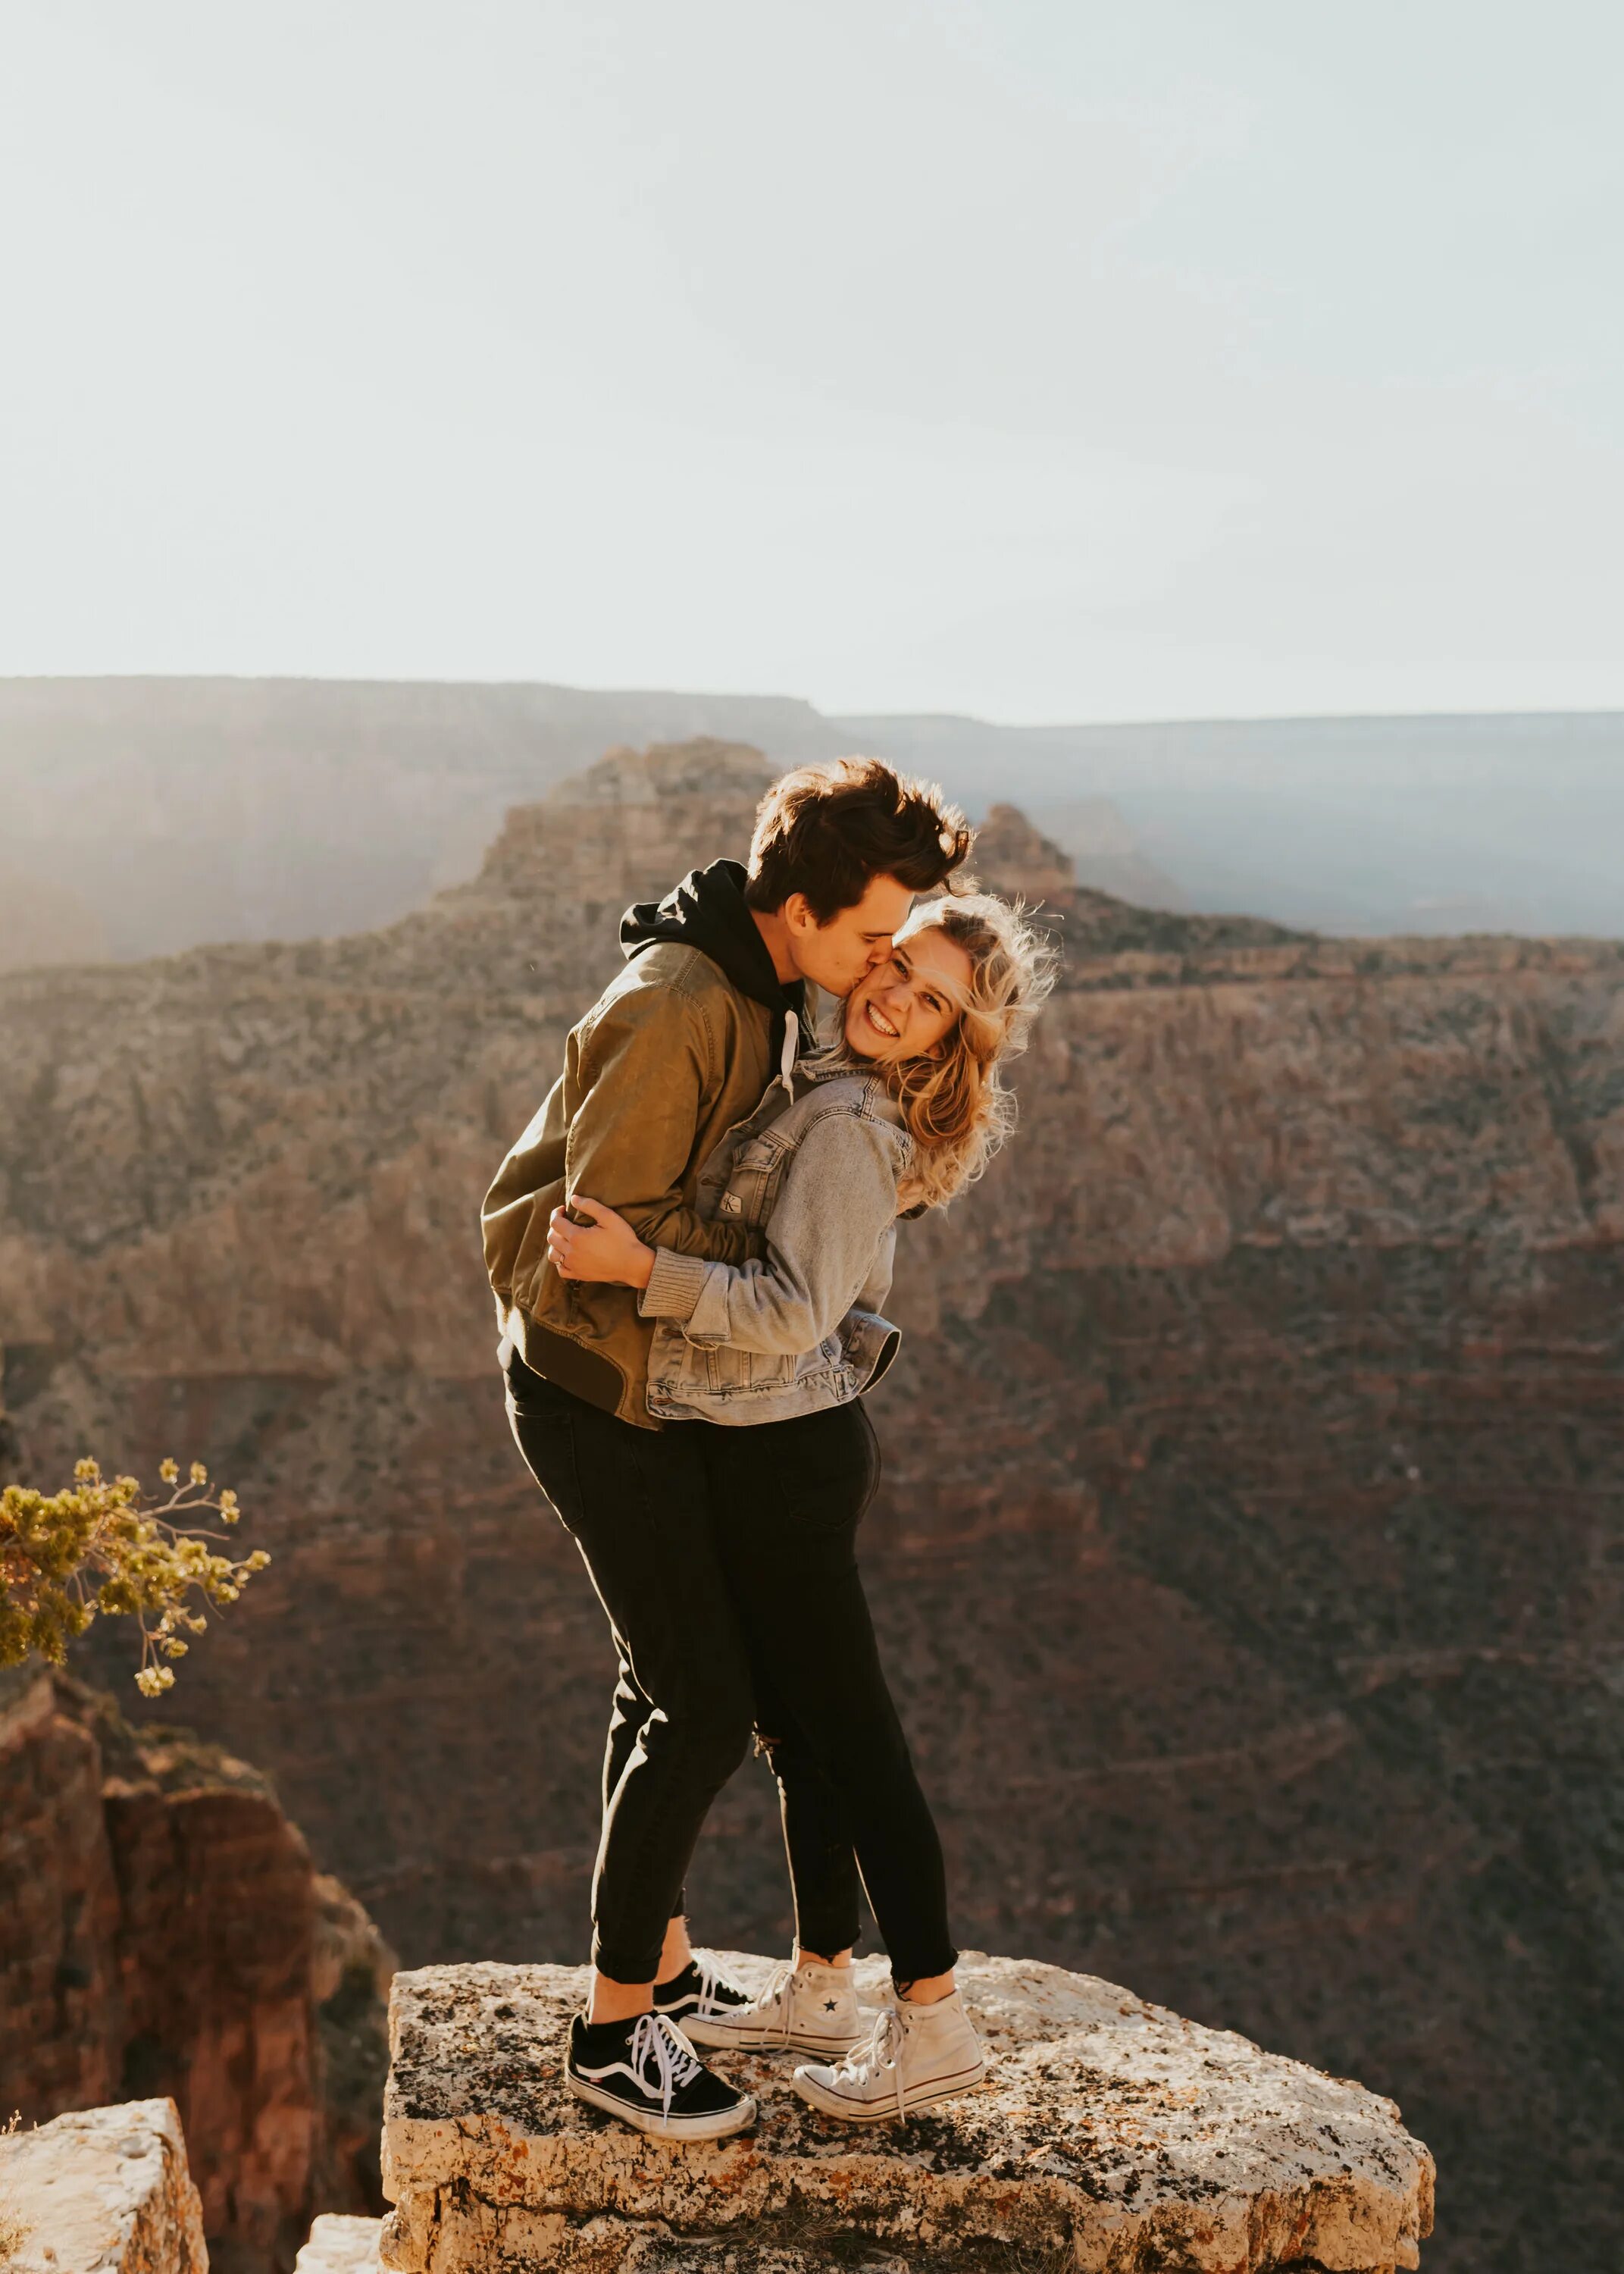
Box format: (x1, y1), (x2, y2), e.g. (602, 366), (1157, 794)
(652, 1955), (756, 2036)
(564, 2009), (756, 2140)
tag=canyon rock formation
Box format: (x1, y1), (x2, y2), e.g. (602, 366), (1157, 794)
(380, 1952), (1434, 2274)
(0, 681), (841, 965)
(0, 2100), (207, 2274)
(294, 2218), (385, 2274)
(2, 738), (1621, 2271)
(0, 1670), (393, 2272)
(10, 678), (1624, 962)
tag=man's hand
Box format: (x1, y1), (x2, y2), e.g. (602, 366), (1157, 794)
(547, 1197), (657, 1290)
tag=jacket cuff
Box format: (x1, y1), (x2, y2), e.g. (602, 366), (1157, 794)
(638, 1247), (712, 1323)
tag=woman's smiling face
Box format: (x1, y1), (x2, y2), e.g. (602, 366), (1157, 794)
(843, 920), (973, 1063)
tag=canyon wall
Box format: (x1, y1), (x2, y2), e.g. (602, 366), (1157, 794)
(0, 1669), (393, 2272)
(2, 741), (1621, 2271)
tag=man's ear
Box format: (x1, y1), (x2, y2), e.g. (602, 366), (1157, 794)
(781, 891), (815, 936)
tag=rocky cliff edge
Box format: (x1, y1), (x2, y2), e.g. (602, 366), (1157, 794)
(380, 1953), (1434, 2274)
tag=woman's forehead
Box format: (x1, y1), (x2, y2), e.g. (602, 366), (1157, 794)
(896, 922), (974, 991)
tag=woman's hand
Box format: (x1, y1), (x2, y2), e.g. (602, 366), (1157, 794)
(547, 1196), (656, 1290)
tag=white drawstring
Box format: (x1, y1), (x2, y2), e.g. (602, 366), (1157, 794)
(627, 2011), (702, 2125)
(778, 1013), (799, 1098)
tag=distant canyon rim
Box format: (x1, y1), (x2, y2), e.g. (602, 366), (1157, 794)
(4, 678), (1624, 962)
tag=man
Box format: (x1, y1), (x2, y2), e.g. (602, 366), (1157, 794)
(482, 756), (972, 2138)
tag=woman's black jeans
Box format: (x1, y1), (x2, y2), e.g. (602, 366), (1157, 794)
(701, 1402), (956, 1984)
(504, 1352), (956, 1985)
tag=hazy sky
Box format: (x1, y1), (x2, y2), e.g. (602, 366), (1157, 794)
(4, 1), (1621, 720)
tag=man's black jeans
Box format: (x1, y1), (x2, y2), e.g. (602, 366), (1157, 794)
(504, 1352), (956, 1986)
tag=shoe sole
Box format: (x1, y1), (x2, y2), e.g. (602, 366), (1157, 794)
(790, 2061), (990, 2123)
(565, 2072), (757, 2140)
(678, 2018), (865, 2055)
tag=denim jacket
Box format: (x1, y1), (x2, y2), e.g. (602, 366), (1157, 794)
(639, 1062), (909, 1424)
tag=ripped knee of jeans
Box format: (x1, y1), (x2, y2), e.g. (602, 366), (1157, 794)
(753, 1724), (784, 1765)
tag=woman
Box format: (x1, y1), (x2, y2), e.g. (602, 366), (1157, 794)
(548, 891), (1053, 2121)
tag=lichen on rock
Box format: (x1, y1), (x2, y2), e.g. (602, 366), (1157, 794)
(380, 1952), (1434, 2272)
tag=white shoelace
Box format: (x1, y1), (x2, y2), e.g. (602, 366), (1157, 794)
(721, 1958), (798, 2044)
(691, 1957), (735, 2017)
(831, 2002), (909, 2123)
(763, 1960), (802, 2046)
(629, 2011), (702, 2122)
(694, 1955), (793, 2040)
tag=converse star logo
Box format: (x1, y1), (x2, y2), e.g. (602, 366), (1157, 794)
(823, 1999), (837, 2012)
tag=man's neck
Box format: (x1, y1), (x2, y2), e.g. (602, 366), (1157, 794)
(749, 905), (801, 987)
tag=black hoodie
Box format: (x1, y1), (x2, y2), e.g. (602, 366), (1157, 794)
(620, 859), (812, 1054)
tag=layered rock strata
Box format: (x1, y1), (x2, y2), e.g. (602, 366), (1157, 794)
(3, 738), (1622, 2268)
(0, 2100), (206, 2274)
(379, 1953), (1433, 2273)
(0, 1671), (393, 2272)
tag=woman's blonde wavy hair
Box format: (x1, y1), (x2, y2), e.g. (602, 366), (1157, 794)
(840, 892), (1058, 1211)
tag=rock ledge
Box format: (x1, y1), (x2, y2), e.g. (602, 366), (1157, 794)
(0, 2100), (206, 2274)
(380, 1952), (1434, 2272)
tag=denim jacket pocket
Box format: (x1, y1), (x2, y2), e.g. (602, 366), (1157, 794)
(703, 1341), (795, 1395)
(725, 1132), (786, 1226)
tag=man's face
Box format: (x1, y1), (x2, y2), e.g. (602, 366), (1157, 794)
(782, 872), (915, 998)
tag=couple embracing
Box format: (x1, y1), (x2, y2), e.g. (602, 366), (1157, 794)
(481, 758), (1051, 2141)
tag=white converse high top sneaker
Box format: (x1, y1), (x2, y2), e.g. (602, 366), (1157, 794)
(680, 1958), (863, 2056)
(792, 1986), (988, 2122)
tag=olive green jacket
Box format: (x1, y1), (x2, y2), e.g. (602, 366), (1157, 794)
(481, 941), (787, 1428)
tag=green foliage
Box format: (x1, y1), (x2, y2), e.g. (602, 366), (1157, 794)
(0, 1458), (268, 1696)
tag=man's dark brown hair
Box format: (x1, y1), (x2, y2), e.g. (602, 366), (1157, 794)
(744, 757), (973, 922)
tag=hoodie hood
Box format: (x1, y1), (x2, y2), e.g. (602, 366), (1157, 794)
(621, 858), (810, 1045)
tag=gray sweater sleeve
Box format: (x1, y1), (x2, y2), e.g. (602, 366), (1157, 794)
(638, 1111), (900, 1354)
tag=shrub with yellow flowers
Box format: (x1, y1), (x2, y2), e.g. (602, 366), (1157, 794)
(0, 1458), (269, 1696)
